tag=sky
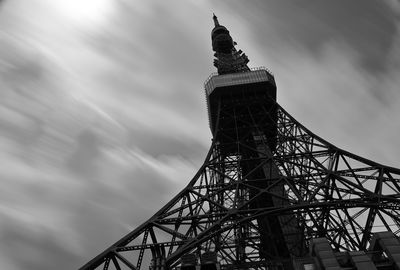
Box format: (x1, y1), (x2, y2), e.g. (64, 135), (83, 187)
(0, 0), (399, 269)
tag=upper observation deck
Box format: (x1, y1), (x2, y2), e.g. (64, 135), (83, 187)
(204, 67), (277, 138)
(204, 67), (275, 96)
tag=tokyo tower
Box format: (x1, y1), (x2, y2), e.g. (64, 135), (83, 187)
(80, 15), (400, 270)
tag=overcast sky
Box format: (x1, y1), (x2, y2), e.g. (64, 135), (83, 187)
(0, 1), (400, 269)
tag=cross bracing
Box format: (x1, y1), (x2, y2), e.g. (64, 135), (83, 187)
(79, 97), (400, 270)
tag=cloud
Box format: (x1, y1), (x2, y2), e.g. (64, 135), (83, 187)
(0, 118), (200, 269)
(1, 223), (79, 270)
(1, 1), (400, 270)
(0, 2), (208, 266)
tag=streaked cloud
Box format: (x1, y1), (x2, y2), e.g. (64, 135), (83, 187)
(0, 0), (399, 269)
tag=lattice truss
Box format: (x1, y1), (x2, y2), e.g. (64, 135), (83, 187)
(80, 101), (400, 270)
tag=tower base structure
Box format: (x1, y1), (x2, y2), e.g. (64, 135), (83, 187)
(80, 68), (400, 270)
(174, 232), (400, 270)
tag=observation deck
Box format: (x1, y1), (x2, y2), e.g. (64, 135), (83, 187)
(204, 67), (275, 96)
(204, 67), (277, 146)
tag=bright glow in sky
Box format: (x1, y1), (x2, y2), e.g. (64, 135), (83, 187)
(46, 0), (114, 27)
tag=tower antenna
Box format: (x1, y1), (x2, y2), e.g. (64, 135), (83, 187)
(212, 13), (219, 26)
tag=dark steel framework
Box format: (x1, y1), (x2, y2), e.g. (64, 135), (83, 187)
(80, 88), (400, 269)
(80, 16), (400, 270)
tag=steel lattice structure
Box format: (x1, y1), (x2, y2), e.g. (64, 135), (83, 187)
(80, 15), (400, 270)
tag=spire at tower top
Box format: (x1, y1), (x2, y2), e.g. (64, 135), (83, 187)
(213, 13), (220, 27)
(210, 15), (250, 74)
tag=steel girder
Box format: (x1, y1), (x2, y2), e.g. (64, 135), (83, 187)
(79, 98), (400, 270)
